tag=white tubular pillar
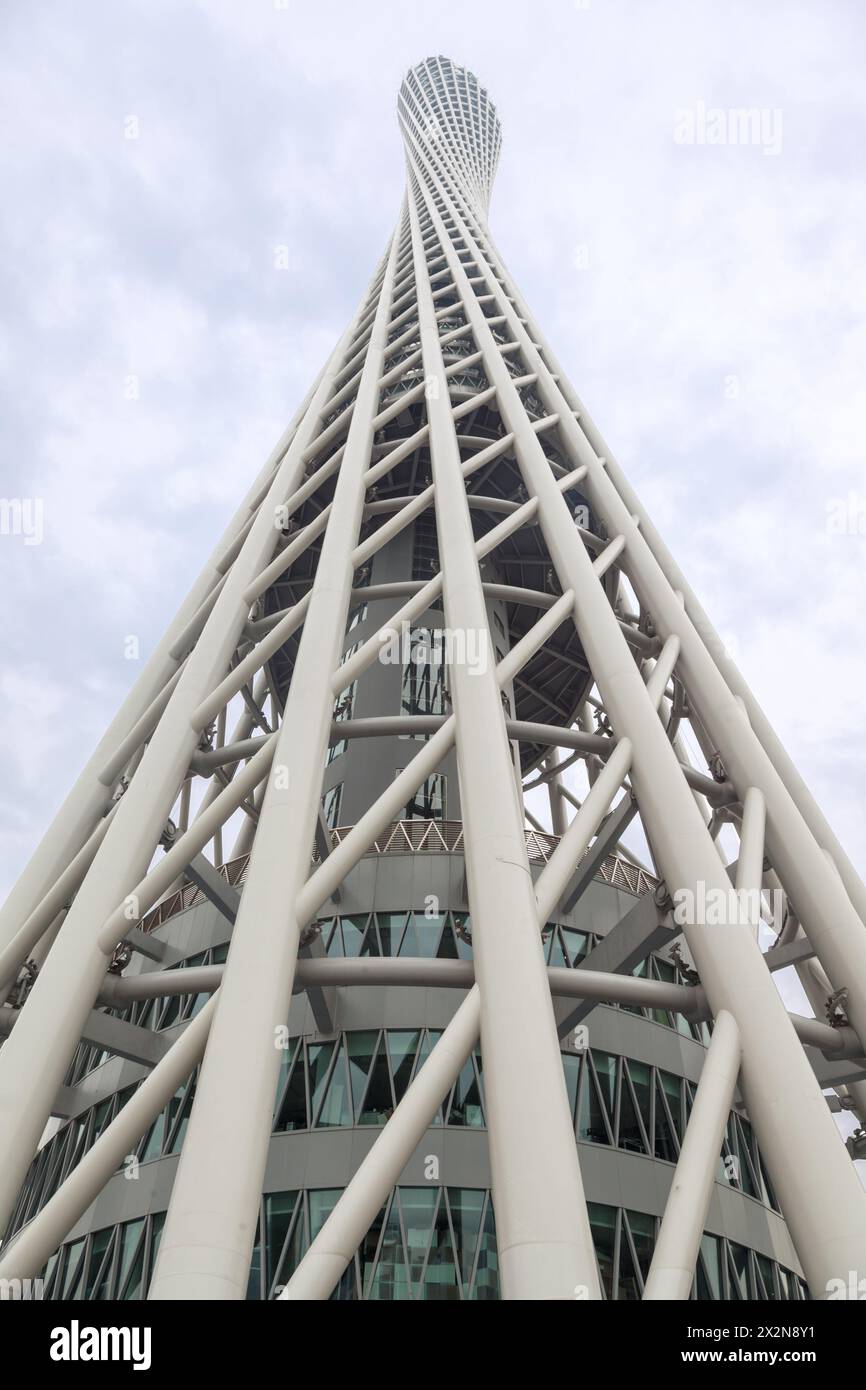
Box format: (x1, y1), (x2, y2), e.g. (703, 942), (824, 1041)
(407, 133), (866, 1296)
(148, 219), (405, 1300)
(405, 181), (599, 1299)
(643, 1010), (741, 1300)
(736, 787), (766, 938)
(0, 999), (215, 1283)
(0, 280), (370, 1237)
(544, 754), (568, 836)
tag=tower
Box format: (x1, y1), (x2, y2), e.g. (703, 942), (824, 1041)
(1, 53), (865, 1302)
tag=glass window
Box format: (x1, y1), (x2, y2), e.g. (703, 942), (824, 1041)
(617, 1065), (648, 1154)
(265, 1192), (299, 1294)
(447, 1188), (485, 1297)
(308, 1190), (342, 1244)
(364, 1196), (410, 1300)
(577, 1054), (613, 1146)
(400, 627), (446, 732)
(376, 912), (407, 956)
(421, 1194), (460, 1301)
(316, 1041), (353, 1128)
(469, 1198), (499, 1300)
(626, 1210), (655, 1288)
(447, 1054), (484, 1127)
(388, 1031), (421, 1104)
(627, 1061), (652, 1147)
(697, 1234), (723, 1300)
(399, 1187), (437, 1295)
(339, 916), (367, 957)
(562, 1052), (581, 1125)
(405, 772), (446, 820)
(436, 917), (459, 957)
(401, 911), (445, 957)
(587, 1202), (616, 1299)
(308, 1043), (336, 1123)
(83, 1227), (113, 1301)
(412, 1030), (445, 1124)
(617, 1220), (642, 1301)
(561, 928), (589, 966)
(546, 926), (568, 968)
(654, 1072), (680, 1161)
(729, 1241), (750, 1299)
(322, 783), (343, 829)
(276, 1045), (309, 1134)
(116, 1219), (145, 1300)
(594, 1051), (617, 1116)
(358, 1035), (394, 1126)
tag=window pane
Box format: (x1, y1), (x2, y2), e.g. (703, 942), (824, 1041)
(399, 1187), (437, 1296)
(388, 1031), (421, 1104)
(316, 1041), (352, 1127)
(422, 1194), (460, 1300)
(365, 1196), (410, 1301)
(359, 1036), (394, 1125)
(265, 1192), (299, 1292)
(587, 1202), (616, 1299)
(308, 1044), (336, 1122)
(469, 1199), (499, 1300)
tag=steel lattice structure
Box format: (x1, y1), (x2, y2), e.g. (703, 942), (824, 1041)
(1, 55), (866, 1302)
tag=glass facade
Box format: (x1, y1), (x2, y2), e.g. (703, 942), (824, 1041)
(38, 1190), (807, 1303)
(6, 904), (799, 1303)
(9, 1026), (779, 1242)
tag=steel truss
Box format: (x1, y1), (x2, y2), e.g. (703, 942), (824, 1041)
(1, 56), (865, 1301)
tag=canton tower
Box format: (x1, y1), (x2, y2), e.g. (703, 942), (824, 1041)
(1, 55), (865, 1303)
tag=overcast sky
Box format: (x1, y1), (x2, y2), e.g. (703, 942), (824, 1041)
(1, 0), (865, 940)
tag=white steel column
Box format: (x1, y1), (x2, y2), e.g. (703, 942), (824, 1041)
(643, 1010), (741, 1300)
(148, 218), (405, 1299)
(406, 179), (599, 1299)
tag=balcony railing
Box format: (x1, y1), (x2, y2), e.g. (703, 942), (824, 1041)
(138, 819), (658, 934)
